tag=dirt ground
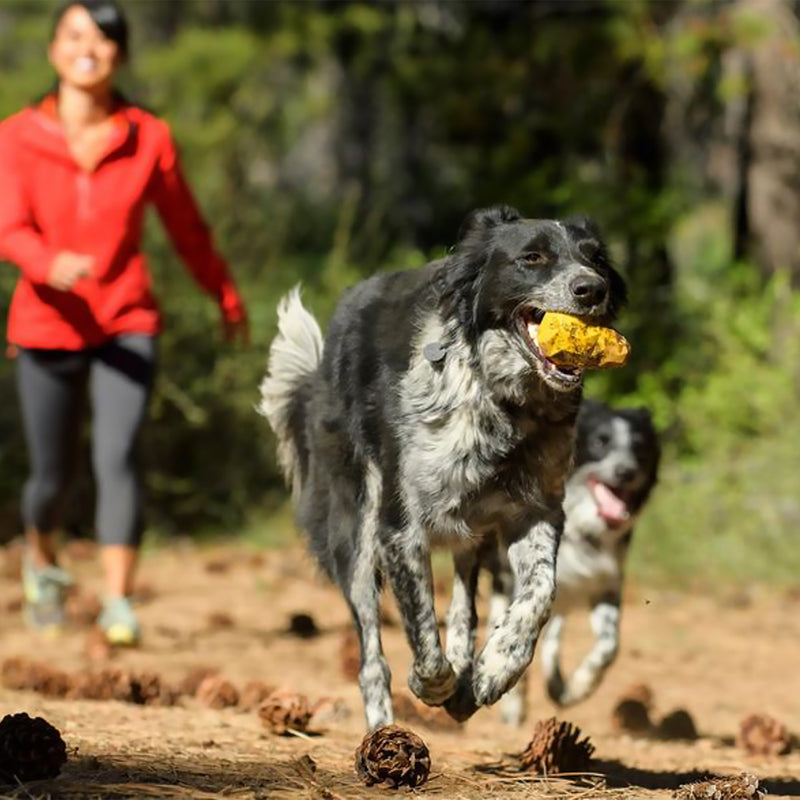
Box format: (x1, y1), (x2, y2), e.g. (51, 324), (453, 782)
(1, 540), (799, 799)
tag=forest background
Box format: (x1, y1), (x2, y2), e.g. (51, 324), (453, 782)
(1, 0), (798, 585)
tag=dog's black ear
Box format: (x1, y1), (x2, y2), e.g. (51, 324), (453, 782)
(564, 215), (601, 238)
(630, 406), (654, 423)
(457, 205), (522, 242)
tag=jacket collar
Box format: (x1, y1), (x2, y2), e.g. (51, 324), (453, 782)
(23, 93), (135, 169)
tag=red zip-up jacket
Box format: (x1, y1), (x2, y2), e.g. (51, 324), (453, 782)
(0, 97), (245, 350)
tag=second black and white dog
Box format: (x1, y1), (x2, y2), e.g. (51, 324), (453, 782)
(485, 399), (660, 725)
(259, 206), (626, 729)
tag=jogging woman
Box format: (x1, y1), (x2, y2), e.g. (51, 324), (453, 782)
(0, 0), (248, 644)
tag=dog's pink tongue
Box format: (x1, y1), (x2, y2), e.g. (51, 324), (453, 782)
(592, 482), (628, 522)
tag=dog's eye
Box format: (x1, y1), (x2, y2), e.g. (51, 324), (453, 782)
(594, 433), (611, 448)
(521, 252), (547, 267)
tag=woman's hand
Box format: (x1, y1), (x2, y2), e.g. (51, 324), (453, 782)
(222, 315), (250, 346)
(47, 251), (94, 291)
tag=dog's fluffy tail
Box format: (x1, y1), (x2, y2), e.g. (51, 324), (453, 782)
(258, 286), (323, 486)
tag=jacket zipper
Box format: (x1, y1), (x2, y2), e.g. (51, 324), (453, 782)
(76, 171), (92, 220)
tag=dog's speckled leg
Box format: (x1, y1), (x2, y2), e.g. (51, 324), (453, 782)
(549, 597), (619, 706)
(382, 531), (456, 706)
(473, 516), (560, 708)
(445, 548), (479, 677)
(444, 548), (480, 710)
(346, 461), (393, 730)
(540, 614), (566, 704)
(496, 593), (537, 727)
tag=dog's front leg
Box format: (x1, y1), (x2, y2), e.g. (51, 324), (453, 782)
(445, 548), (479, 681)
(382, 530), (456, 706)
(540, 614), (567, 705)
(549, 595), (620, 706)
(452, 513), (560, 717)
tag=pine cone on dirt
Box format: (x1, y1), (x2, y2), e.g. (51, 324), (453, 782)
(612, 699), (652, 736)
(258, 689), (314, 735)
(518, 717), (595, 775)
(0, 713), (67, 785)
(206, 611), (235, 630)
(656, 709), (698, 741)
(340, 630), (360, 682)
(195, 675), (239, 709)
(611, 683), (654, 736)
(354, 724), (431, 788)
(238, 680), (276, 712)
(620, 682), (654, 708)
(737, 714), (792, 756)
(1, 658), (70, 698)
(132, 672), (179, 707)
(177, 666), (220, 697)
(287, 613), (320, 639)
(66, 668), (134, 701)
(674, 773), (764, 800)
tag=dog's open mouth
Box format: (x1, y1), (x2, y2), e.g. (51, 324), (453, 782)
(588, 478), (630, 526)
(518, 308), (583, 389)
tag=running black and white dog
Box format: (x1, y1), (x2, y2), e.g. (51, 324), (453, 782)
(485, 399), (660, 725)
(259, 206), (627, 729)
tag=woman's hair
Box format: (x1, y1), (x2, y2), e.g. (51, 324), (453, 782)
(52, 1), (129, 61)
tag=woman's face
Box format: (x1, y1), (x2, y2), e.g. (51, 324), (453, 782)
(48, 5), (121, 92)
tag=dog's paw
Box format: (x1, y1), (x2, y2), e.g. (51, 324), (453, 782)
(443, 676), (479, 722)
(472, 669), (507, 707)
(545, 672), (568, 706)
(408, 658), (457, 706)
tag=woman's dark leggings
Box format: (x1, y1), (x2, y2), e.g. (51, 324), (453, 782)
(15, 335), (157, 548)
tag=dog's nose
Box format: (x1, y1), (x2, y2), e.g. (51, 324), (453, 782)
(570, 273), (608, 307)
(614, 465), (636, 484)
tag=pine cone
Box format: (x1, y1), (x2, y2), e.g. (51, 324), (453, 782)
(620, 682), (654, 709)
(737, 714), (792, 756)
(238, 680), (276, 712)
(0, 713), (67, 784)
(177, 666), (220, 697)
(518, 717), (595, 774)
(258, 689), (313, 735)
(674, 773), (764, 800)
(340, 630), (360, 682)
(132, 672), (179, 707)
(354, 724), (431, 788)
(287, 613), (320, 639)
(204, 558), (230, 575)
(612, 699), (652, 736)
(206, 611), (235, 630)
(66, 668), (135, 702)
(195, 675), (239, 709)
(656, 709), (698, 741)
(2, 658), (70, 698)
